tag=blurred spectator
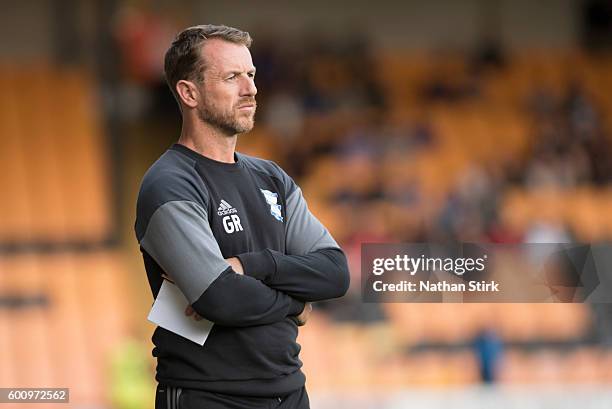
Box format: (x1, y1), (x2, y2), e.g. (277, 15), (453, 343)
(524, 146), (591, 189)
(470, 36), (507, 74)
(524, 222), (573, 244)
(421, 54), (482, 103)
(564, 81), (599, 141)
(472, 329), (503, 383)
(113, 5), (179, 119)
(437, 165), (501, 241)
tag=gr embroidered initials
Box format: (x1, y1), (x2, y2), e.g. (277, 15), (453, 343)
(217, 200), (243, 234)
(223, 214), (243, 233)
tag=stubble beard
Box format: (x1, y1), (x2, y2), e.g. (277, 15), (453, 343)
(197, 98), (256, 136)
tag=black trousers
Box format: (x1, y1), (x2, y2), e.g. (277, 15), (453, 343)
(155, 385), (310, 409)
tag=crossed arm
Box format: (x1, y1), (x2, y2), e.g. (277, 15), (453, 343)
(182, 246), (349, 326)
(186, 257), (314, 326)
(140, 198), (349, 328)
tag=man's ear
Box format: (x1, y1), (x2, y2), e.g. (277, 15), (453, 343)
(176, 80), (200, 109)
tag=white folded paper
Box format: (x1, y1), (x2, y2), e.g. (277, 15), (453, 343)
(147, 280), (213, 345)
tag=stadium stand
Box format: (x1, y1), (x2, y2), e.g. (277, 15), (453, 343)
(2, 41), (612, 408)
(0, 66), (111, 244)
(0, 66), (133, 407)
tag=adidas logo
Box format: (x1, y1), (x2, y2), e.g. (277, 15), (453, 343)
(217, 199), (237, 216)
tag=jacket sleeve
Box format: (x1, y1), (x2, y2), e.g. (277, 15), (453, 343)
(237, 166), (350, 302)
(139, 199), (304, 327)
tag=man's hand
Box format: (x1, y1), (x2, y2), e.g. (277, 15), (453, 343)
(291, 302), (312, 326)
(163, 273), (202, 322)
(185, 305), (203, 321)
(226, 257), (244, 275)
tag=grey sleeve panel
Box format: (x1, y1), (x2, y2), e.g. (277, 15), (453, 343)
(285, 186), (339, 255)
(140, 200), (230, 303)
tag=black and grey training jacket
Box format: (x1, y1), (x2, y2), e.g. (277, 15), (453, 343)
(135, 143), (350, 397)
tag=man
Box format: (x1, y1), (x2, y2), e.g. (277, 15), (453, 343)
(134, 24), (350, 409)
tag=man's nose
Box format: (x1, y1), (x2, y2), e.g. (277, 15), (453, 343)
(240, 76), (257, 97)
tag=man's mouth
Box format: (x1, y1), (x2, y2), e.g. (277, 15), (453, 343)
(236, 101), (257, 110)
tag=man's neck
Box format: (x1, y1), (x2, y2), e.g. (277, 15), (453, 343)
(178, 120), (237, 163)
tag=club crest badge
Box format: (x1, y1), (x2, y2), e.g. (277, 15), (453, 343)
(260, 189), (283, 222)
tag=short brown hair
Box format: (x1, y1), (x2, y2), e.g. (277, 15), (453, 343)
(164, 24), (252, 107)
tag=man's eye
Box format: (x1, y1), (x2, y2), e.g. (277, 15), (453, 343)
(248, 73), (255, 78)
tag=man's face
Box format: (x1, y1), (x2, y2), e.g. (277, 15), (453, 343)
(196, 39), (257, 135)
